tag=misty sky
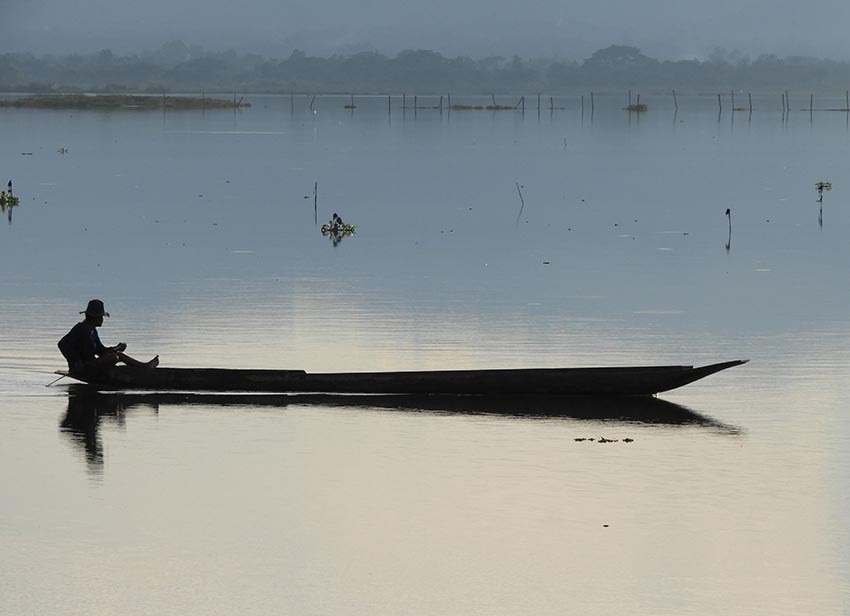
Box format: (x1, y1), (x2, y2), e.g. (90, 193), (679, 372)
(3, 0), (850, 61)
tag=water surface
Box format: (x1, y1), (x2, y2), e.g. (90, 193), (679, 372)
(1, 93), (849, 615)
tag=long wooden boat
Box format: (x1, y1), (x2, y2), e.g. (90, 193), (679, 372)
(57, 359), (747, 396)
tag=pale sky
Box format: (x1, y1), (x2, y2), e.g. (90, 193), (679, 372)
(2, 0), (849, 60)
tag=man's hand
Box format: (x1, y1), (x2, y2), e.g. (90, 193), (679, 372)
(114, 342), (127, 353)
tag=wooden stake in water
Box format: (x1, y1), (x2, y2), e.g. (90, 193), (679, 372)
(672, 89), (678, 112)
(313, 182), (318, 225)
(748, 92), (753, 112)
(717, 93), (722, 113)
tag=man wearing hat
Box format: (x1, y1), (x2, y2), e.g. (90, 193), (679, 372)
(58, 299), (159, 376)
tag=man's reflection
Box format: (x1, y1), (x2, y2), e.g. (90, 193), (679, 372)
(59, 388), (158, 474)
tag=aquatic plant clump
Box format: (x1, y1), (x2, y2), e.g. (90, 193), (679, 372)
(816, 181), (832, 203)
(624, 103), (648, 112)
(0, 195), (19, 209)
(0, 94), (250, 110)
(449, 104), (516, 111)
(321, 214), (356, 246)
(321, 222), (356, 237)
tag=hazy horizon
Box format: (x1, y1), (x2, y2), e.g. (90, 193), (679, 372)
(3, 0), (850, 62)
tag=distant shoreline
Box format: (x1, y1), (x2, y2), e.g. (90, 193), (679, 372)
(0, 94), (250, 110)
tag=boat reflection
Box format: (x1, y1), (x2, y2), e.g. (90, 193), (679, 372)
(60, 385), (740, 471)
(62, 383), (738, 428)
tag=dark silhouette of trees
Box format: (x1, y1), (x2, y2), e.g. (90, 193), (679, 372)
(4, 41), (850, 94)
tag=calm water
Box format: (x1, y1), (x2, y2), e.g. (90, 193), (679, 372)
(1, 93), (849, 615)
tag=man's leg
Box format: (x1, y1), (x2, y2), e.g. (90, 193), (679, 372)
(116, 352), (159, 368)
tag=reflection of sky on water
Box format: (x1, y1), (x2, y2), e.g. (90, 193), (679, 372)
(0, 95), (849, 614)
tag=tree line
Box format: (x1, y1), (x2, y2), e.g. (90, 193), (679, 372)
(3, 42), (850, 94)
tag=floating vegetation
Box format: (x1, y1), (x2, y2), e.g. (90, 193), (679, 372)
(0, 194), (19, 208)
(321, 213), (356, 246)
(624, 103), (648, 112)
(449, 104), (516, 111)
(0, 94), (250, 110)
(0, 192), (20, 225)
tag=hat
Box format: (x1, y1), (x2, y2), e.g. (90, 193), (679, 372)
(80, 299), (110, 318)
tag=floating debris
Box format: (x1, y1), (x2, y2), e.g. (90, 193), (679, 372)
(574, 436), (633, 444)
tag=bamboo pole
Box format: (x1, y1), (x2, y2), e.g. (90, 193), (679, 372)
(672, 89), (678, 112)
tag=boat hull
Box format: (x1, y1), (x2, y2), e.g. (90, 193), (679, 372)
(59, 360), (747, 396)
